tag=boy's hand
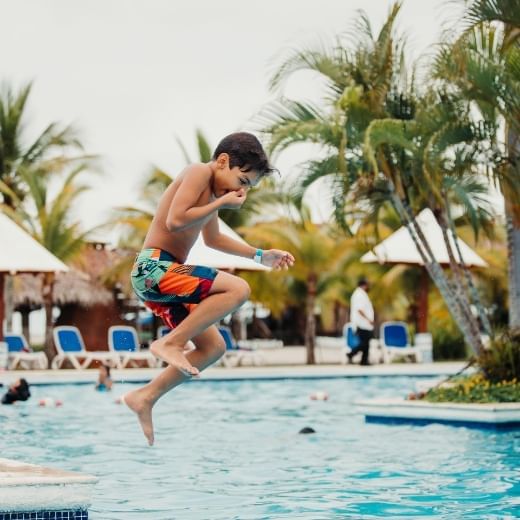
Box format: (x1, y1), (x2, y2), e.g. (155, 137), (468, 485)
(218, 189), (247, 210)
(262, 249), (295, 270)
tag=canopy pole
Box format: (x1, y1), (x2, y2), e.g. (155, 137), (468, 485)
(417, 268), (429, 333)
(0, 273), (5, 341)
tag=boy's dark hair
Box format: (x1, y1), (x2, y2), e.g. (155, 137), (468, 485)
(212, 132), (277, 178)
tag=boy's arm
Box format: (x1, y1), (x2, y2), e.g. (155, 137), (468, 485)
(166, 165), (245, 232)
(202, 214), (256, 258)
(203, 214), (295, 269)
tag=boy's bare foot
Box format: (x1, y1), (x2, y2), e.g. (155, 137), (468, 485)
(150, 337), (200, 377)
(121, 390), (155, 446)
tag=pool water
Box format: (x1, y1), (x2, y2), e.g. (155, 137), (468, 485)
(1, 377), (519, 519)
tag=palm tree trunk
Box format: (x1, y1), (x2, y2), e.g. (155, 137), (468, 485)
(389, 189), (483, 355)
(42, 272), (56, 364)
(505, 127), (520, 329)
(436, 209), (484, 354)
(445, 200), (493, 337)
(305, 274), (317, 365)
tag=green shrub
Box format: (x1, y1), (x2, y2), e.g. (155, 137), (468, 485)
(432, 327), (467, 360)
(424, 374), (520, 403)
(477, 328), (520, 383)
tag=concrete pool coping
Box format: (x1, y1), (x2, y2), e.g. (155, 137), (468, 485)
(356, 398), (520, 428)
(0, 457), (97, 513)
(0, 362), (467, 385)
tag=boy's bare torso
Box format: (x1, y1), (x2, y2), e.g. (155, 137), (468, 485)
(143, 164), (213, 263)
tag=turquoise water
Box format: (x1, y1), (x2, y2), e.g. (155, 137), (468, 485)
(1, 377), (519, 519)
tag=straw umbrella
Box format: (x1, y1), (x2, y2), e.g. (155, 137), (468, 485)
(360, 208), (487, 332)
(0, 213), (68, 358)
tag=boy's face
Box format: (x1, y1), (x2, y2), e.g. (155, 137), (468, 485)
(213, 153), (260, 198)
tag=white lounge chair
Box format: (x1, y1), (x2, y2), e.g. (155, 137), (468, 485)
(380, 321), (419, 363)
(51, 326), (121, 369)
(108, 325), (159, 368)
(218, 326), (265, 367)
(5, 333), (48, 370)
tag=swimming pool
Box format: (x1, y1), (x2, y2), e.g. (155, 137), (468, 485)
(1, 377), (518, 519)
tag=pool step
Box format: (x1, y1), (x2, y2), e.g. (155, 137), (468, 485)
(0, 457), (97, 517)
(356, 398), (520, 429)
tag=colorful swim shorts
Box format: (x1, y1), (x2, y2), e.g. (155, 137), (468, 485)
(131, 248), (217, 329)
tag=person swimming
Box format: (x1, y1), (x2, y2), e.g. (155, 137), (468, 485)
(95, 364), (113, 391)
(1, 378), (31, 404)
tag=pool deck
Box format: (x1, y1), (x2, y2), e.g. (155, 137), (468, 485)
(0, 361), (467, 385)
(0, 457), (97, 513)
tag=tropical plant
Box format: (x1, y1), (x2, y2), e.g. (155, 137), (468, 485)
(0, 82), (84, 208)
(241, 206), (360, 364)
(434, 1), (520, 328)
(0, 163), (101, 362)
(260, 3), (506, 357)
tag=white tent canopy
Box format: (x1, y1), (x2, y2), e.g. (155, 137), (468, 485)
(360, 209), (487, 268)
(186, 218), (269, 271)
(0, 213), (69, 273)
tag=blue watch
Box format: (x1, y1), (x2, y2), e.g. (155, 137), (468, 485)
(253, 249), (263, 264)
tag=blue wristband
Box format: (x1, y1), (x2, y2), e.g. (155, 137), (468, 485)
(253, 249), (263, 263)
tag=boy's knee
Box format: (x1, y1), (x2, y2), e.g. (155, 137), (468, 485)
(235, 279), (251, 304)
(215, 339), (226, 358)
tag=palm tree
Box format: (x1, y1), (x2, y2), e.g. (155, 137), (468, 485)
(259, 3), (509, 356)
(259, 3), (408, 232)
(362, 87), (501, 355)
(241, 206), (360, 364)
(0, 82), (84, 208)
(434, 1), (520, 329)
(0, 81), (98, 359)
(0, 164), (102, 361)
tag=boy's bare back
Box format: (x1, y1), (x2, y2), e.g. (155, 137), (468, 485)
(143, 163), (214, 263)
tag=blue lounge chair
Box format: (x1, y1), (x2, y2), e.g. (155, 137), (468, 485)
(157, 325), (171, 338)
(218, 326), (264, 367)
(380, 321), (419, 363)
(4, 333), (48, 370)
(52, 326), (121, 369)
(108, 326), (159, 368)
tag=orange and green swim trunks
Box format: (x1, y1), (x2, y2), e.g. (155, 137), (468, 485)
(131, 248), (217, 329)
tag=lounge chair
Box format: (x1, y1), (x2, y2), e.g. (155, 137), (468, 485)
(218, 326), (265, 367)
(157, 325), (171, 337)
(108, 325), (159, 368)
(4, 333), (48, 370)
(380, 321), (419, 363)
(51, 326), (121, 369)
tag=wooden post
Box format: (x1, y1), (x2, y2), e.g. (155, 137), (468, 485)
(417, 268), (429, 333)
(43, 272), (56, 364)
(0, 273), (4, 341)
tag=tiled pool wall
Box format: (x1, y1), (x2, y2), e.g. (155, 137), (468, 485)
(0, 511), (88, 520)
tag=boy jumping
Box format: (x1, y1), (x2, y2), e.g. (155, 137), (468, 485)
(123, 132), (295, 445)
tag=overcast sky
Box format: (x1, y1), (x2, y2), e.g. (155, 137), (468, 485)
(1, 0), (463, 236)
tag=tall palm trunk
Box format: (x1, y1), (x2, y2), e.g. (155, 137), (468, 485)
(389, 188), (484, 356)
(506, 127), (520, 329)
(436, 209), (484, 353)
(445, 199), (493, 337)
(305, 273), (317, 365)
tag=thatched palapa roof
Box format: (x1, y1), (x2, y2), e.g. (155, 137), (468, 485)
(12, 242), (124, 308)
